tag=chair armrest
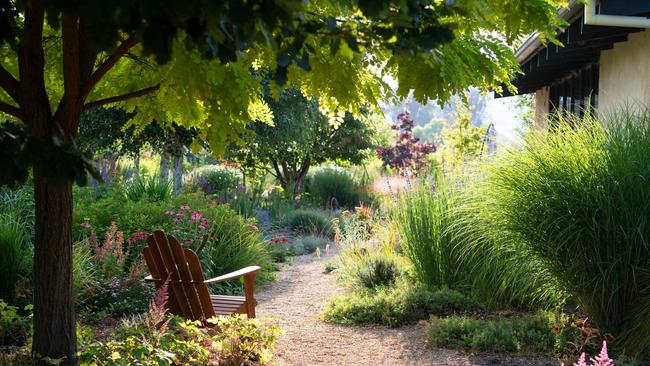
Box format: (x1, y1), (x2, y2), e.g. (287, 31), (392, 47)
(204, 266), (261, 285)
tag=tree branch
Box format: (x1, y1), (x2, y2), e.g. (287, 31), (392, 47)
(0, 64), (21, 105)
(18, 0), (52, 128)
(78, 21), (98, 89)
(0, 101), (24, 119)
(81, 36), (137, 99)
(269, 158), (286, 187)
(297, 158), (311, 179)
(83, 83), (161, 110)
(51, 15), (82, 135)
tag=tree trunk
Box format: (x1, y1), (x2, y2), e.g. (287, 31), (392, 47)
(32, 174), (76, 366)
(160, 152), (170, 180)
(133, 154), (140, 176)
(292, 161), (310, 196)
(171, 153), (184, 195)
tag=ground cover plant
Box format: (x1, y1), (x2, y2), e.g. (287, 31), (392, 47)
(324, 281), (476, 327)
(291, 235), (330, 255)
(427, 313), (556, 353)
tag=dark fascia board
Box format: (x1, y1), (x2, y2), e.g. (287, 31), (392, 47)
(600, 0), (650, 16)
(515, 1), (583, 64)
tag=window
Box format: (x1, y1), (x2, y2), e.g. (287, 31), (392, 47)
(549, 63), (599, 117)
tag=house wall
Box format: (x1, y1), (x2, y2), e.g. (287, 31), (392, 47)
(599, 29), (650, 114)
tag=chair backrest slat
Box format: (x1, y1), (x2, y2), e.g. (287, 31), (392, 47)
(143, 230), (216, 321)
(167, 235), (206, 320)
(143, 246), (180, 313)
(149, 231), (194, 318)
(184, 248), (215, 319)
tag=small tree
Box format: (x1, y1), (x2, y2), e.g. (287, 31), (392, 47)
(377, 112), (436, 172)
(439, 103), (486, 167)
(230, 87), (375, 195)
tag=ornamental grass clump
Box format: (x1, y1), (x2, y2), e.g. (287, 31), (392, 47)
(484, 107), (650, 358)
(450, 179), (565, 309)
(308, 167), (359, 208)
(394, 180), (466, 289)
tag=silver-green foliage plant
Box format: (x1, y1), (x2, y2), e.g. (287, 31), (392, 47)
(484, 107), (650, 357)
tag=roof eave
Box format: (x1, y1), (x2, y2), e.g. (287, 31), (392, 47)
(514, 1), (583, 65)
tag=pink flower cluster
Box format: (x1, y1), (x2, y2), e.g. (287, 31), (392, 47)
(165, 205), (209, 225)
(563, 341), (615, 366)
(127, 231), (150, 244)
(94, 222), (126, 269)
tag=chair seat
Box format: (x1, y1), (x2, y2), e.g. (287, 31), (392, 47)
(210, 295), (246, 316)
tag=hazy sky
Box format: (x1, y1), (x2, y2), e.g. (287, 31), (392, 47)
(381, 74), (528, 147)
(486, 95), (527, 146)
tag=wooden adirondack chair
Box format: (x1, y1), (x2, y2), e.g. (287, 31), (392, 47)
(142, 230), (261, 320)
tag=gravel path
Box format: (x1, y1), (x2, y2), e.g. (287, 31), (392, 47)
(256, 252), (560, 366)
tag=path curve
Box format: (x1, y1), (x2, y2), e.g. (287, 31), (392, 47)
(256, 252), (559, 366)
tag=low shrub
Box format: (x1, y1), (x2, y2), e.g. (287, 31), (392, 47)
(190, 165), (241, 196)
(324, 262), (339, 273)
(291, 235), (330, 255)
(355, 256), (400, 289)
(286, 209), (332, 237)
(308, 167), (358, 207)
(73, 188), (169, 238)
(208, 314), (282, 365)
(323, 282), (476, 327)
(265, 233), (294, 263)
(427, 313), (555, 354)
(0, 300), (31, 347)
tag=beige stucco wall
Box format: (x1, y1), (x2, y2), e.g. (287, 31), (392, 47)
(599, 29), (650, 114)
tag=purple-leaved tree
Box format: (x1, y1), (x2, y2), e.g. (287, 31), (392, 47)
(376, 112), (436, 172)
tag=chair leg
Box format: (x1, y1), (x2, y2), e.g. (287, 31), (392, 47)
(243, 272), (257, 318)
